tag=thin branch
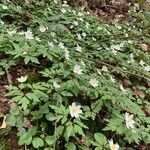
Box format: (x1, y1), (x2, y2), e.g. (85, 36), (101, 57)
(6, 70), (13, 85)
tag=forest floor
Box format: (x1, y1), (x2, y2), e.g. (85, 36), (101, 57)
(0, 0), (150, 149)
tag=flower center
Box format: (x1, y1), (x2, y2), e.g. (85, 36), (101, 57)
(111, 144), (117, 150)
(71, 107), (77, 113)
(126, 117), (132, 123)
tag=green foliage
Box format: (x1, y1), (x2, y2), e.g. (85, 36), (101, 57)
(0, 0), (149, 149)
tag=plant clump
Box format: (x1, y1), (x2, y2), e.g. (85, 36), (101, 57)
(0, 0), (150, 149)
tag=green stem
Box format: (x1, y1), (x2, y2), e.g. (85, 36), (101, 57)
(53, 98), (59, 150)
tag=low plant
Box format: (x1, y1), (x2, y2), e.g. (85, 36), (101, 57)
(0, 0), (150, 149)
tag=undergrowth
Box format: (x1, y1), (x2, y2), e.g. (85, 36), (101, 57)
(0, 0), (150, 149)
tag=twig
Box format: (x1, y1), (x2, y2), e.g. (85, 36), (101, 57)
(94, 59), (150, 81)
(6, 70), (13, 85)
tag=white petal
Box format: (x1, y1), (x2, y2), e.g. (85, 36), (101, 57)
(74, 113), (79, 118)
(17, 75), (28, 83)
(72, 102), (76, 107)
(115, 144), (120, 150)
(108, 139), (113, 146)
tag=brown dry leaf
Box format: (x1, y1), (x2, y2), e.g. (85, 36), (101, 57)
(23, 117), (32, 128)
(133, 88), (146, 98)
(10, 102), (17, 109)
(142, 105), (150, 116)
(0, 115), (7, 129)
(141, 43), (149, 52)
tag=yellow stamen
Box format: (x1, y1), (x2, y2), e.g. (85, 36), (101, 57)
(111, 144), (117, 150)
(71, 107), (77, 113)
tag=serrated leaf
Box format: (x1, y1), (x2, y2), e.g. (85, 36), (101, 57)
(94, 133), (107, 145)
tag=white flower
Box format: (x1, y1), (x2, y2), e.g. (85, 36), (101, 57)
(128, 54), (134, 63)
(59, 42), (65, 49)
(128, 40), (133, 44)
(73, 21), (78, 26)
(92, 37), (96, 41)
(115, 24), (122, 29)
(39, 26), (47, 32)
(109, 139), (119, 150)
(124, 112), (135, 129)
(97, 69), (102, 75)
(110, 76), (115, 83)
(73, 64), (83, 75)
(51, 32), (56, 37)
(78, 17), (84, 22)
(25, 0), (29, 4)
(69, 25), (74, 29)
(144, 66), (150, 72)
(48, 41), (54, 47)
(82, 32), (86, 37)
(17, 6), (22, 10)
(2, 5), (8, 10)
(0, 20), (4, 25)
(110, 44), (121, 51)
(139, 60), (145, 67)
(61, 8), (66, 13)
(78, 12), (83, 16)
(76, 44), (82, 52)
(24, 30), (34, 39)
(102, 66), (108, 72)
(53, 82), (60, 89)
(80, 60), (85, 66)
(120, 84), (126, 93)
(130, 53), (134, 59)
(18, 31), (25, 35)
(64, 49), (70, 60)
(112, 49), (117, 55)
(89, 78), (99, 88)
(63, 0), (67, 4)
(72, 10), (76, 15)
(7, 30), (16, 36)
(86, 11), (90, 15)
(85, 22), (90, 29)
(77, 34), (82, 40)
(17, 75), (28, 83)
(69, 102), (82, 118)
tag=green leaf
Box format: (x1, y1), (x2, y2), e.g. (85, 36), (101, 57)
(18, 133), (32, 145)
(66, 124), (74, 138)
(32, 137), (44, 149)
(45, 136), (54, 146)
(65, 142), (76, 150)
(56, 125), (64, 137)
(94, 133), (107, 145)
(138, 0), (145, 5)
(28, 127), (37, 136)
(18, 96), (30, 110)
(95, 146), (102, 150)
(46, 113), (56, 121)
(74, 124), (84, 136)
(61, 91), (73, 97)
(6, 115), (16, 126)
